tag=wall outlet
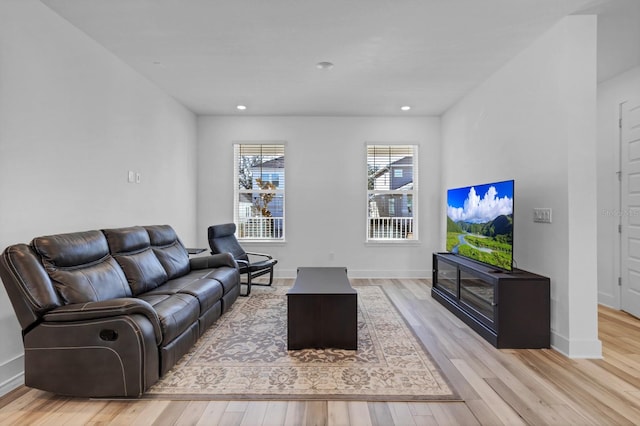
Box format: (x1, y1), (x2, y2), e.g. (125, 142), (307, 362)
(533, 208), (552, 223)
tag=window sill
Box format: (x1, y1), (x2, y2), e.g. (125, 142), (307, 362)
(365, 240), (421, 246)
(238, 240), (287, 246)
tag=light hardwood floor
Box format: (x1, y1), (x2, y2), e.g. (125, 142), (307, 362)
(1, 278), (639, 425)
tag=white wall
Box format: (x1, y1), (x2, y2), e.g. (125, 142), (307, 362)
(197, 116), (441, 278)
(597, 65), (640, 308)
(441, 16), (601, 358)
(0, 0), (198, 394)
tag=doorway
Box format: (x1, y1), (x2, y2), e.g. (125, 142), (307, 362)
(620, 97), (640, 317)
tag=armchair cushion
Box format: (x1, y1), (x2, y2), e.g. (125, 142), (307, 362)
(207, 223), (248, 261)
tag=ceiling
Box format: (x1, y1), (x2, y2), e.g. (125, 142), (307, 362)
(40, 0), (639, 117)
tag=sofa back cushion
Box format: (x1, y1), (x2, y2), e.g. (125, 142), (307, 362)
(32, 230), (131, 304)
(144, 225), (190, 280)
(103, 226), (168, 295)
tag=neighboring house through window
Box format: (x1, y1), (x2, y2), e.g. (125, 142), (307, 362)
(234, 143), (285, 240)
(367, 144), (417, 241)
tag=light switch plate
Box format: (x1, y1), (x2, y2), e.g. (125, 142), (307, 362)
(127, 171), (135, 183)
(533, 208), (552, 223)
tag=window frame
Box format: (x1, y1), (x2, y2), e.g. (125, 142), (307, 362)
(233, 142), (286, 242)
(366, 143), (418, 243)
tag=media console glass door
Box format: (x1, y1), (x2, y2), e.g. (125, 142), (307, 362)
(459, 270), (496, 328)
(435, 259), (458, 298)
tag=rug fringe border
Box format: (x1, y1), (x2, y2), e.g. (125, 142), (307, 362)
(136, 393), (463, 402)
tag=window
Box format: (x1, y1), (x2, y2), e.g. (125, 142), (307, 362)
(367, 144), (417, 241)
(234, 143), (285, 240)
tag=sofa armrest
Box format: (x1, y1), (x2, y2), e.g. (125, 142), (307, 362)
(190, 253), (238, 270)
(43, 298), (162, 345)
(24, 313), (160, 397)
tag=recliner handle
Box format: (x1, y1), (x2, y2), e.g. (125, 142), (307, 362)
(99, 329), (119, 341)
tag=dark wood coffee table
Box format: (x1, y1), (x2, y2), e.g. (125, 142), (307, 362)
(287, 267), (357, 350)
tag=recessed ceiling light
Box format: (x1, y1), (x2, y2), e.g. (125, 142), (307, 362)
(401, 106), (411, 111)
(236, 105), (247, 111)
(316, 61), (334, 70)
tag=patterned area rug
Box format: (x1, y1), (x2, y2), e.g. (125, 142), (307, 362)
(146, 285), (460, 401)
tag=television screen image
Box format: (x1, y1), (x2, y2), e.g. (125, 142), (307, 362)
(446, 180), (514, 271)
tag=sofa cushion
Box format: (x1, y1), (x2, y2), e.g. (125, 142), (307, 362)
(32, 231), (131, 304)
(103, 226), (149, 254)
(137, 293), (200, 345)
(103, 227), (168, 296)
(199, 267), (239, 296)
(142, 273), (224, 314)
(115, 251), (168, 295)
(145, 225), (190, 280)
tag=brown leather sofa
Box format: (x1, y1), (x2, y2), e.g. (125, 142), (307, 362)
(0, 225), (240, 397)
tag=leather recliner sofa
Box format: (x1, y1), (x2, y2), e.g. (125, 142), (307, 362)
(0, 225), (240, 397)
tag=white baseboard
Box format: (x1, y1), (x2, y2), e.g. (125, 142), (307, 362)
(275, 268), (431, 279)
(0, 372), (24, 397)
(597, 291), (619, 310)
(551, 332), (603, 359)
(0, 353), (24, 397)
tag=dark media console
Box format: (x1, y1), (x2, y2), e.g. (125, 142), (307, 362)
(431, 252), (550, 349)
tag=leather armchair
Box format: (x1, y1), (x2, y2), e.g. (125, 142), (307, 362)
(208, 223), (277, 296)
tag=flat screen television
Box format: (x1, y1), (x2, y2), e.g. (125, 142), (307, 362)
(446, 179), (514, 271)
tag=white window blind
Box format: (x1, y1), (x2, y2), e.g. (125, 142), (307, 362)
(234, 143), (285, 240)
(367, 144), (417, 241)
